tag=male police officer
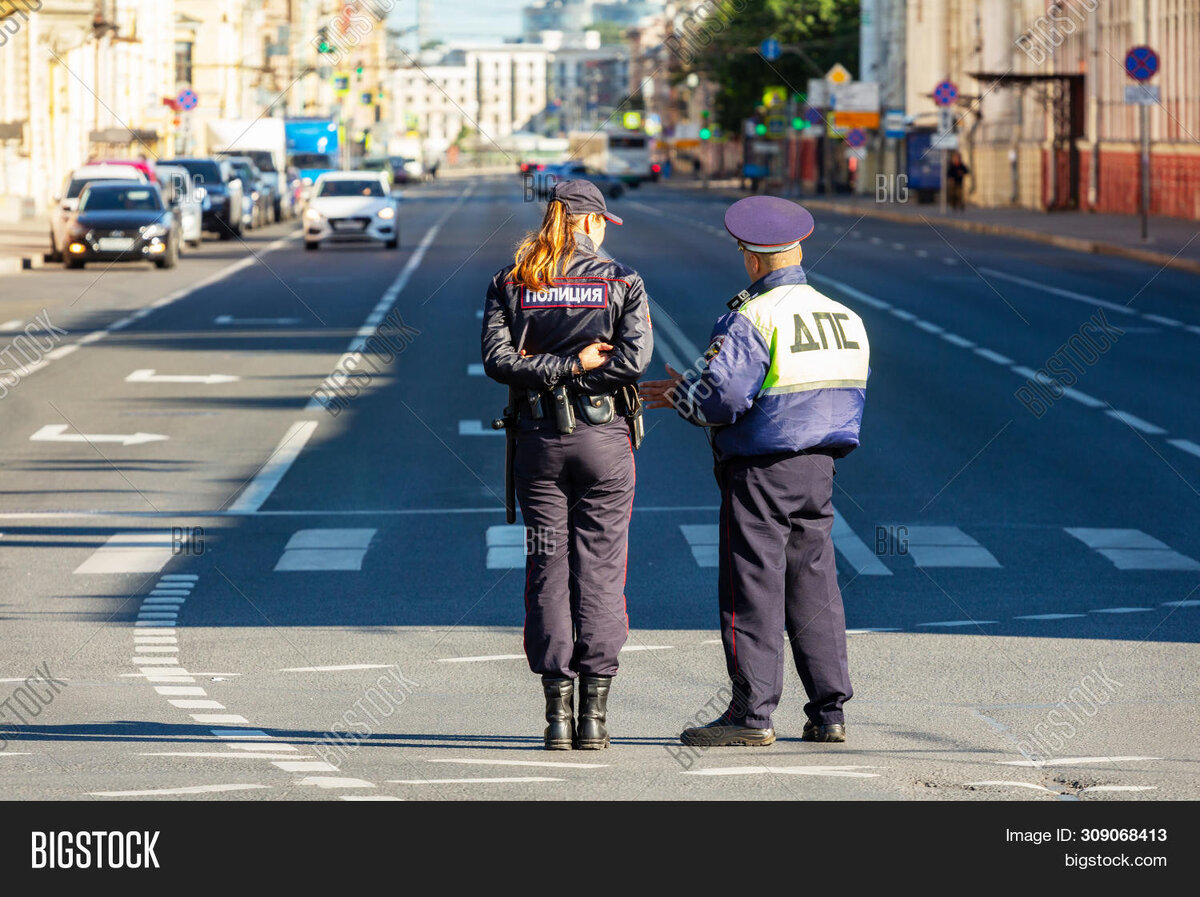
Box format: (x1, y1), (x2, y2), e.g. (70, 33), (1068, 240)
(640, 196), (869, 746)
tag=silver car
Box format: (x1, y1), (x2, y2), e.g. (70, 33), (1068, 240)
(154, 164), (204, 250)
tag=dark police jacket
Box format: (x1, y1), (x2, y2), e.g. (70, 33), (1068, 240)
(481, 232), (654, 394)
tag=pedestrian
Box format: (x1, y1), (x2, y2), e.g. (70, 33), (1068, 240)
(481, 179), (654, 750)
(639, 195), (870, 747)
(947, 151), (970, 211)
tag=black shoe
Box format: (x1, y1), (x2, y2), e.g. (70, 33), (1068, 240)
(680, 718), (775, 747)
(576, 674), (611, 750)
(542, 677), (575, 751)
(802, 720), (846, 743)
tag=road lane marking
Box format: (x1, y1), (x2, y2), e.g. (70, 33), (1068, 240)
(143, 751), (315, 760)
(940, 333), (975, 348)
(1167, 438), (1200, 459)
(213, 316), (302, 326)
(1065, 527), (1200, 570)
(1090, 606), (1153, 613)
(902, 525), (1001, 568)
(126, 369), (240, 385)
(679, 524), (718, 568)
(32, 424), (168, 446)
(846, 628), (901, 633)
(682, 766), (883, 778)
(1104, 409), (1166, 434)
(486, 524), (526, 569)
(423, 758), (609, 769)
(191, 714), (250, 724)
(916, 620), (998, 627)
(387, 777), (563, 785)
(459, 420), (504, 437)
(647, 297), (702, 368)
(1162, 599), (1200, 607)
(964, 781), (1059, 793)
(228, 420), (319, 513)
(1000, 756), (1160, 767)
(160, 574), (199, 581)
(977, 268), (1137, 316)
(299, 777), (376, 788)
(154, 686), (205, 695)
(467, 363), (484, 376)
(889, 309), (916, 321)
(212, 729), (274, 739)
(437, 654), (526, 663)
(307, 184), (473, 413)
(1014, 613), (1085, 620)
(74, 531), (176, 574)
(1143, 314), (1180, 326)
(832, 510), (892, 576)
(915, 320), (943, 333)
(274, 527), (376, 571)
(1080, 785), (1157, 793)
(273, 761), (340, 772)
(973, 348), (1013, 365)
(279, 664), (396, 672)
(169, 699), (225, 709)
(90, 784), (269, 796)
(621, 645), (673, 652)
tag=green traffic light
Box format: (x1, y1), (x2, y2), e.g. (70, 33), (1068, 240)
(699, 127), (712, 140)
(701, 109), (710, 119)
(792, 117), (805, 129)
(755, 123), (766, 136)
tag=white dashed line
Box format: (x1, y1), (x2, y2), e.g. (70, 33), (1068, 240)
(973, 348), (1013, 365)
(916, 620), (997, 627)
(1168, 439), (1200, 459)
(940, 333), (975, 348)
(279, 664), (397, 672)
(424, 758), (609, 769)
(1104, 409), (1166, 435)
(683, 766), (883, 778)
(1143, 314), (1181, 326)
(914, 320), (943, 333)
(1000, 756), (1160, 767)
(1090, 607), (1153, 614)
(889, 309), (916, 321)
(1014, 613), (1085, 620)
(437, 653), (526, 663)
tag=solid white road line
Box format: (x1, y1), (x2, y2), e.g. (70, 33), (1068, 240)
(142, 751), (314, 761)
(682, 765), (883, 778)
(387, 777), (563, 785)
(1091, 607), (1153, 613)
(228, 420), (319, 513)
(279, 664), (396, 672)
(424, 758), (609, 769)
(437, 653), (526, 663)
(916, 620), (998, 627)
(977, 267), (1137, 317)
(1014, 613), (1085, 621)
(73, 531), (176, 574)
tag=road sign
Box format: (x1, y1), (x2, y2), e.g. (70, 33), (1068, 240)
(933, 80), (957, 106)
(1125, 45), (1159, 81)
(845, 128), (866, 148)
(622, 111), (642, 130)
(1124, 84), (1160, 105)
(938, 107), (955, 132)
(176, 89), (198, 111)
(806, 78), (829, 107)
(930, 131), (959, 151)
(833, 111), (880, 129)
(765, 115), (787, 138)
(762, 86), (787, 109)
(832, 81), (879, 112)
(804, 105), (825, 125)
(760, 38), (781, 61)
(884, 109), (906, 138)
(825, 63), (851, 85)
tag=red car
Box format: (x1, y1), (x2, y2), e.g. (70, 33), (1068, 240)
(90, 158), (157, 183)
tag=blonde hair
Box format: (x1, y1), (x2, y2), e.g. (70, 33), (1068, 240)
(512, 200), (586, 291)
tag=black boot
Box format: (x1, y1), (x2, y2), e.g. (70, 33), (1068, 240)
(576, 675), (612, 750)
(542, 676), (575, 751)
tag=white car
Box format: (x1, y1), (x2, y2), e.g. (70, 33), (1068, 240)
(49, 164), (147, 261)
(154, 164), (203, 249)
(303, 171), (399, 250)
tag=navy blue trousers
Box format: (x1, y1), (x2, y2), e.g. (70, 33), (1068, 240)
(515, 417), (635, 678)
(716, 450), (852, 728)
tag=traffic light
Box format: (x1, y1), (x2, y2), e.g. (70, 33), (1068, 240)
(356, 64), (364, 79)
(316, 26), (334, 54)
(699, 126), (712, 140)
(755, 122), (766, 136)
(791, 117), (808, 130)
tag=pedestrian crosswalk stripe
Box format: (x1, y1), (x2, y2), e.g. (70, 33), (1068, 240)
(459, 420), (504, 437)
(832, 511), (892, 576)
(74, 531), (176, 574)
(903, 526), (1001, 568)
(486, 524), (526, 569)
(274, 528), (376, 571)
(1065, 528), (1200, 570)
(680, 524), (718, 567)
(467, 363), (484, 376)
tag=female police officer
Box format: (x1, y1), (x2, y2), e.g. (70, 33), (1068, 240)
(481, 179), (653, 750)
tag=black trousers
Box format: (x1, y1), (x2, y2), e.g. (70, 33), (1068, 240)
(515, 417), (635, 678)
(716, 450), (853, 728)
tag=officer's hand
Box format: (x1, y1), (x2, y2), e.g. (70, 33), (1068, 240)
(638, 364), (685, 410)
(577, 342), (613, 371)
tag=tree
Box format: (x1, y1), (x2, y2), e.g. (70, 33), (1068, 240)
(590, 21), (627, 45)
(680, 0), (860, 134)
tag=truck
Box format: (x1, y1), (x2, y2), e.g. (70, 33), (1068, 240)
(285, 119), (341, 198)
(204, 118), (292, 221)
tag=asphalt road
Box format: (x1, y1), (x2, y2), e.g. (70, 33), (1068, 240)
(0, 174), (1197, 803)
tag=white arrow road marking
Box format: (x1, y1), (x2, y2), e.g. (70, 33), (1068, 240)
(683, 766), (884, 778)
(90, 784), (270, 796)
(213, 315), (302, 325)
(126, 369), (241, 385)
(1000, 756), (1161, 767)
(32, 424), (168, 446)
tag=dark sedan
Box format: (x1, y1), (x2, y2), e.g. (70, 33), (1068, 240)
(62, 182), (180, 269)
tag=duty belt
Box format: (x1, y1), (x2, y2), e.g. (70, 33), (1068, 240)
(517, 384), (643, 446)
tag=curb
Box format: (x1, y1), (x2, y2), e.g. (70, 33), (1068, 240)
(0, 257), (22, 276)
(665, 183), (1200, 277)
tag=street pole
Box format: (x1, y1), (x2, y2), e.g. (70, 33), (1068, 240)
(939, 147), (947, 214)
(1140, 102), (1149, 241)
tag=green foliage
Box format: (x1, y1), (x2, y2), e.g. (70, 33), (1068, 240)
(591, 21), (627, 45)
(681, 0), (860, 134)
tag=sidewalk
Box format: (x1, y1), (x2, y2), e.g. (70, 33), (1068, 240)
(663, 178), (1200, 276)
(0, 215), (51, 275)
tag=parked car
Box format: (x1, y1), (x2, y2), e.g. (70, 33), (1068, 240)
(154, 164), (203, 250)
(221, 148), (291, 221)
(303, 171), (398, 251)
(533, 163), (625, 200)
(90, 158), (157, 183)
(48, 164), (147, 261)
(158, 157), (244, 239)
(388, 156), (427, 185)
(61, 181), (180, 269)
(222, 155), (274, 228)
